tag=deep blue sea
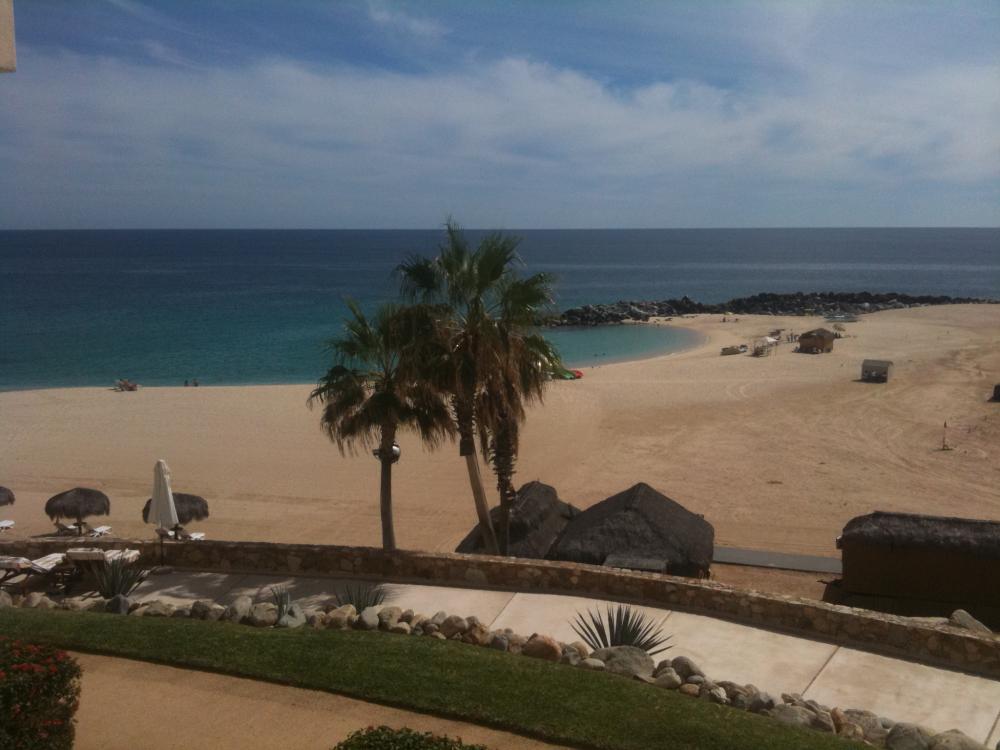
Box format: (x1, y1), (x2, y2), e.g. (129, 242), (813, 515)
(1, 228), (997, 391)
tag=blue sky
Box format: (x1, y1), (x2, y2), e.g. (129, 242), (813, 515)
(1, 1), (998, 228)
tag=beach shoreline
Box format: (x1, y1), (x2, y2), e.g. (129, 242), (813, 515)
(2, 304), (998, 571)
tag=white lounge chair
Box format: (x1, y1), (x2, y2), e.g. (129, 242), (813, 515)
(89, 525), (112, 537)
(66, 547), (139, 564)
(0, 520), (14, 532)
(0, 553), (67, 591)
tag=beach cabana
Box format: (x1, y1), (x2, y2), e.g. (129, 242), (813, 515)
(142, 493), (209, 527)
(992, 384), (1000, 402)
(861, 359), (893, 382)
(837, 511), (1000, 617)
(456, 480), (579, 558)
(798, 328), (836, 353)
(548, 482), (714, 578)
(44, 488), (110, 533)
(0, 486), (13, 507)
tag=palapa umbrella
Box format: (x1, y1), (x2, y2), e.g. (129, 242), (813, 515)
(142, 493), (209, 527)
(45, 487), (110, 530)
(0, 486), (14, 507)
(146, 459), (179, 531)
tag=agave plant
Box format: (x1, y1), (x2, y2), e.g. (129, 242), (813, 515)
(271, 585), (292, 620)
(95, 558), (147, 599)
(571, 603), (672, 656)
(335, 581), (387, 611)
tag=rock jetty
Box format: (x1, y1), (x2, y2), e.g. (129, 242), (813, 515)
(547, 291), (997, 326)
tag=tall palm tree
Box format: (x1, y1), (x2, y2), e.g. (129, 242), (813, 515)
(398, 220), (559, 555)
(308, 301), (453, 552)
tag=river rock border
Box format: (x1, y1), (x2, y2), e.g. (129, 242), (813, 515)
(2, 589), (991, 750)
(1, 537), (997, 679)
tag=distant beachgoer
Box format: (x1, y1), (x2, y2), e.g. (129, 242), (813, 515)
(193, 378), (199, 387)
(184, 380), (189, 387)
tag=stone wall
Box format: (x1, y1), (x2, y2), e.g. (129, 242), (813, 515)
(3, 536), (997, 679)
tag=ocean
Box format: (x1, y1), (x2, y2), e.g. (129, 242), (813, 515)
(1, 228), (997, 391)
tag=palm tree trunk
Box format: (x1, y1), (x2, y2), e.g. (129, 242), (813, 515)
(489, 416), (517, 556)
(379, 424), (397, 552)
(456, 399), (499, 554)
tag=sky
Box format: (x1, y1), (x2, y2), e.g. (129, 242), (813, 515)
(1, 1), (998, 229)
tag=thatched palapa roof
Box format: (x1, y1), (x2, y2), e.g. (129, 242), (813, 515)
(142, 493), (210, 526)
(0, 486), (14, 507)
(838, 511), (1000, 560)
(45, 487), (111, 522)
(456, 481), (579, 558)
(548, 482), (714, 577)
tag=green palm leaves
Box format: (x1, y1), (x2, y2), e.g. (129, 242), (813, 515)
(571, 604), (673, 656)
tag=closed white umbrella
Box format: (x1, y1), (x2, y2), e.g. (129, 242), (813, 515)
(149, 459), (179, 531)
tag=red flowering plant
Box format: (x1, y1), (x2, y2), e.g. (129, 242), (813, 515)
(0, 636), (82, 750)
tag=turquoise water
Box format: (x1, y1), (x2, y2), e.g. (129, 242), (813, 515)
(0, 228), (996, 391)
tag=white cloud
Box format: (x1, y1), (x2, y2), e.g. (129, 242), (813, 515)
(366, 2), (447, 40)
(0, 45), (997, 228)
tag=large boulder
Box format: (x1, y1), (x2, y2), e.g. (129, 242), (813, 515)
(456, 480), (581, 558)
(547, 483), (714, 577)
(105, 594), (132, 615)
(887, 723), (934, 750)
(928, 731), (989, 750)
(590, 646), (655, 678)
(248, 603), (278, 627)
(522, 634), (562, 661)
(276, 603), (306, 629)
(225, 595), (253, 623)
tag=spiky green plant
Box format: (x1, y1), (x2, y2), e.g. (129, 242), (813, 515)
(335, 581), (387, 611)
(271, 585), (292, 620)
(571, 604), (672, 656)
(95, 558), (147, 599)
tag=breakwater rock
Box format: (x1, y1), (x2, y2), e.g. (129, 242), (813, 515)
(547, 291), (997, 326)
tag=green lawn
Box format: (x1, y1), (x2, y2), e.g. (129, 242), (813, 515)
(0, 608), (856, 750)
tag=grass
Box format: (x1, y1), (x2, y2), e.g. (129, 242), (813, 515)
(0, 608), (856, 750)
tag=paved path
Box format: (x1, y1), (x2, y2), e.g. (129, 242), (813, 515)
(130, 570), (1000, 745)
(72, 653), (564, 750)
(713, 546), (842, 574)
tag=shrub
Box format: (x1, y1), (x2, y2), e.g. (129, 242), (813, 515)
(271, 585), (292, 620)
(335, 582), (387, 611)
(571, 603), (672, 656)
(334, 726), (487, 749)
(95, 558), (147, 599)
(0, 636), (82, 750)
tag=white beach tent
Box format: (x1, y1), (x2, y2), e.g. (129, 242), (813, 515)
(148, 459), (179, 531)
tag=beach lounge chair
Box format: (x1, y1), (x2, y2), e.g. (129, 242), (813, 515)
(155, 527), (205, 541)
(0, 520), (14, 532)
(0, 553), (67, 593)
(89, 525), (112, 537)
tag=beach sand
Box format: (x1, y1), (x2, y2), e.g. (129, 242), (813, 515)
(2, 305), (998, 565)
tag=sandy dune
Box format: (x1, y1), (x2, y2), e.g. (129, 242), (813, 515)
(1, 305), (998, 560)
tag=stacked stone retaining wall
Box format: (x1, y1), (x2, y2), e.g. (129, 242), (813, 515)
(2, 537), (997, 679)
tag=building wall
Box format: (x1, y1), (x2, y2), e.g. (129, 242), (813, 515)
(0, 0), (14, 73)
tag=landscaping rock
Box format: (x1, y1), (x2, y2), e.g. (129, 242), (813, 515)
(277, 603), (306, 629)
(225, 595), (253, 623)
(378, 606), (403, 630)
(590, 646), (654, 678)
(399, 609), (414, 624)
(23, 592), (56, 609)
(440, 615), (468, 639)
(429, 632), (446, 640)
(949, 610), (992, 636)
(205, 603), (226, 621)
(430, 611), (448, 626)
(678, 684), (700, 697)
(843, 709), (889, 745)
(559, 649), (581, 666)
(462, 622), (492, 646)
(171, 607), (191, 618)
(389, 622), (411, 635)
(749, 692), (776, 713)
(190, 600), (214, 620)
(579, 658), (606, 671)
(105, 594), (132, 615)
(522, 634), (562, 661)
(248, 603), (278, 627)
(141, 600), (175, 618)
(507, 633), (527, 654)
(769, 704), (815, 729)
(701, 685), (729, 705)
(422, 622), (439, 635)
(306, 611), (328, 629)
(670, 655), (705, 681)
(887, 723), (934, 750)
(686, 675), (705, 685)
(568, 641), (591, 659)
(840, 723), (866, 742)
(0, 590), (12, 608)
(489, 634), (509, 652)
(654, 667), (682, 689)
(653, 658), (673, 676)
(717, 681), (750, 707)
(928, 730), (989, 750)
(356, 606), (380, 631)
(326, 605), (354, 630)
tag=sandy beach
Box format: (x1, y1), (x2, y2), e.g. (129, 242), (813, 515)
(2, 305), (998, 563)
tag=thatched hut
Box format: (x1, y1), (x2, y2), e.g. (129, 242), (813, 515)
(837, 511), (1000, 611)
(992, 384), (1000, 402)
(45, 487), (110, 525)
(548, 482), (714, 578)
(456, 481), (579, 558)
(798, 328), (836, 353)
(861, 359), (893, 382)
(142, 493), (209, 526)
(0, 486), (14, 507)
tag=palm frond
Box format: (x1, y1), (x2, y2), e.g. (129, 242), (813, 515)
(570, 604), (672, 656)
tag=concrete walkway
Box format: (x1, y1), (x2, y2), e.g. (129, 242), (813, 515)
(129, 570), (1000, 746)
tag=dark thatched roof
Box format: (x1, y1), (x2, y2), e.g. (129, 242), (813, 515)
(801, 328), (836, 340)
(45, 487), (110, 522)
(548, 482), (714, 577)
(456, 481), (579, 558)
(838, 511), (1000, 560)
(142, 493), (209, 526)
(0, 486), (14, 507)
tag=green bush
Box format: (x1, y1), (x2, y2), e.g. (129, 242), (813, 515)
(334, 726), (488, 749)
(0, 636), (82, 750)
(572, 603), (672, 655)
(335, 581), (387, 611)
(95, 557), (147, 599)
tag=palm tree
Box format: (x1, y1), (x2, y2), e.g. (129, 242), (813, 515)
(398, 220), (559, 555)
(308, 301), (453, 552)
